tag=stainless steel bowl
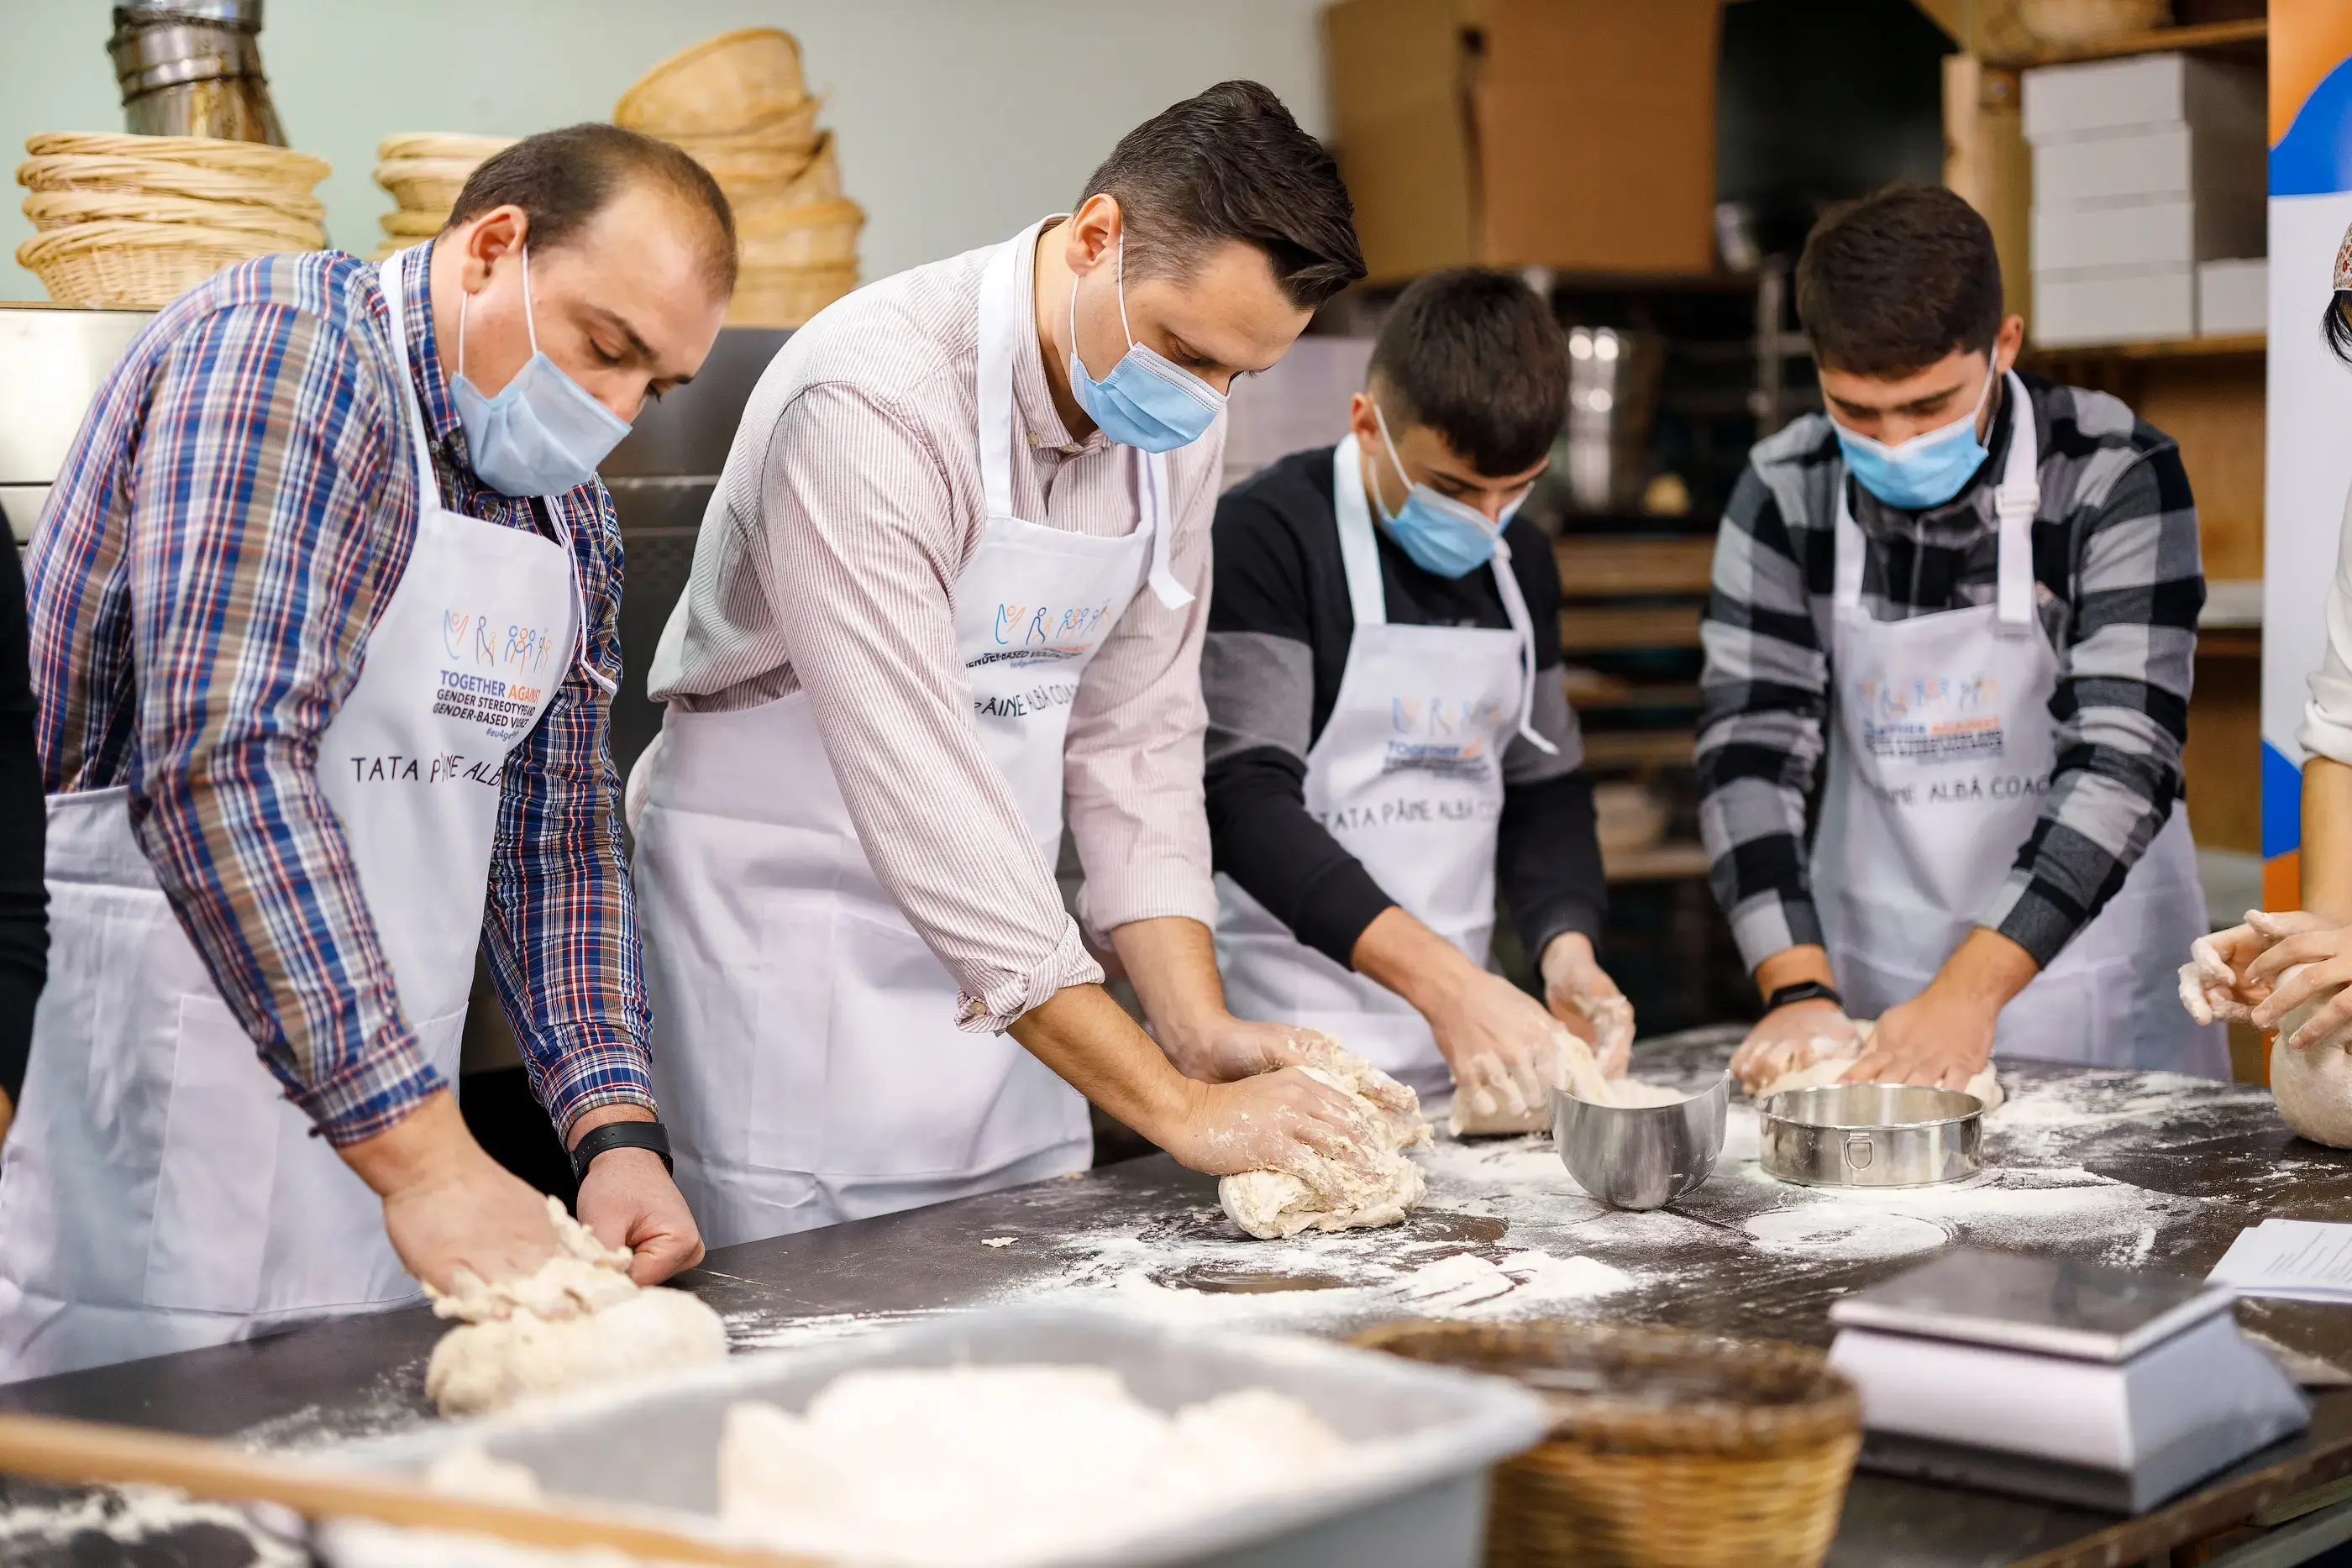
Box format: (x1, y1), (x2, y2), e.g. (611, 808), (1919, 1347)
(1758, 1083), (1983, 1188)
(1551, 1072), (1729, 1210)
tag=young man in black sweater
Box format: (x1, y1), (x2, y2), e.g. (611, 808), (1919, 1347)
(1205, 270), (1629, 1130)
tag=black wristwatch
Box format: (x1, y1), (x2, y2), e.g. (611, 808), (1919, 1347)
(569, 1120), (673, 1183)
(1763, 980), (1844, 1014)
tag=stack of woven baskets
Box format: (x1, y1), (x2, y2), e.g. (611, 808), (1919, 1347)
(15, 130), (327, 308)
(371, 133), (514, 260)
(615, 28), (863, 328)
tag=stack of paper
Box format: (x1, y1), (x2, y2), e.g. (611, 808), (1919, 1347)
(2208, 1220), (2352, 1303)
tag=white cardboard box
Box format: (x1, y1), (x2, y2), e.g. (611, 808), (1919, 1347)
(2032, 193), (2265, 271)
(2023, 53), (2265, 143)
(2197, 258), (2267, 337)
(2032, 123), (2265, 205)
(2034, 266), (2194, 345)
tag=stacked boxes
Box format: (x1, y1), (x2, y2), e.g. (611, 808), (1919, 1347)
(2022, 54), (2265, 345)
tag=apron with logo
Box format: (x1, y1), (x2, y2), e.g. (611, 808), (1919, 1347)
(1814, 371), (2225, 1076)
(633, 220), (1191, 1247)
(0, 249), (580, 1381)
(1215, 436), (1545, 1103)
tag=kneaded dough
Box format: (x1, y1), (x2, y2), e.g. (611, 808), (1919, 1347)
(423, 1197), (729, 1417)
(2270, 964), (2352, 1146)
(1449, 1027), (1685, 1136)
(1219, 1050), (1431, 1240)
(1748, 1021), (2004, 1112)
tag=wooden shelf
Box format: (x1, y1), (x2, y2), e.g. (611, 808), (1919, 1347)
(1563, 677), (1704, 712)
(1603, 839), (1714, 884)
(1555, 536), (1715, 596)
(1580, 730), (1697, 769)
(2025, 333), (2265, 364)
(1987, 16), (2265, 70)
(1558, 604), (1704, 652)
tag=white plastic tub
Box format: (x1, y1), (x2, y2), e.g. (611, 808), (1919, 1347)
(332, 1308), (1550, 1568)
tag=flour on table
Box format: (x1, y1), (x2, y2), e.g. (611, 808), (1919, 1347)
(1395, 1247), (1634, 1309)
(716, 1365), (1351, 1567)
(0, 1487), (303, 1566)
(1220, 1048), (1431, 1240)
(423, 1442), (543, 1505)
(981, 1236), (1016, 1248)
(423, 1197), (728, 1417)
(1451, 1027), (1687, 1136)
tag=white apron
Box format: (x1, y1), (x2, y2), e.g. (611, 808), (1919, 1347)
(1813, 371), (2225, 1076)
(633, 220), (1190, 1247)
(1215, 436), (1548, 1103)
(0, 249), (581, 1381)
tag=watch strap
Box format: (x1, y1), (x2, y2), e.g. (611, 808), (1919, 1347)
(569, 1120), (672, 1183)
(1763, 980), (1844, 1014)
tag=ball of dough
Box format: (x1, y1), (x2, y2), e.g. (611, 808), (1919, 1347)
(1218, 1053), (1431, 1240)
(426, 1285), (729, 1418)
(2271, 964), (2352, 1147)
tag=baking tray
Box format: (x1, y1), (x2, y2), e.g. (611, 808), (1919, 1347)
(328, 1307), (1551, 1568)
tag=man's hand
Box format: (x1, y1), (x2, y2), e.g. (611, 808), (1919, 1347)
(1730, 1000), (1861, 1093)
(1154, 1068), (1389, 1200)
(1157, 1014), (1336, 1084)
(1353, 905), (1561, 1120)
(339, 1090), (566, 1299)
(569, 1105), (705, 1286)
(1541, 932), (1634, 1077)
(1845, 927), (2038, 1090)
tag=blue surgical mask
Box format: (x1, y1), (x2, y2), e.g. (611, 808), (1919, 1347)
(451, 245), (631, 497)
(1368, 404), (1526, 578)
(1831, 365), (1998, 511)
(1066, 235), (1226, 452)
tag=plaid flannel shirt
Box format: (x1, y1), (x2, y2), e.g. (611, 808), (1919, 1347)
(1696, 373), (2204, 973)
(29, 244), (654, 1146)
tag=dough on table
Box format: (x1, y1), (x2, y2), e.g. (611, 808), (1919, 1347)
(1448, 1027), (1685, 1137)
(1219, 1047), (1431, 1240)
(423, 1197), (728, 1418)
(1745, 1020), (2004, 1112)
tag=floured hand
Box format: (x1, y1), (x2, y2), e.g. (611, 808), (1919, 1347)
(1541, 932), (1635, 1077)
(1731, 1000), (1862, 1095)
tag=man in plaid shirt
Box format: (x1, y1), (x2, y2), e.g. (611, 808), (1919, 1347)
(2, 127), (732, 1379)
(1698, 183), (2225, 1094)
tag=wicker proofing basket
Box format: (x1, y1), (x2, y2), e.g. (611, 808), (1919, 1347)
(23, 131), (328, 191)
(615, 28), (808, 136)
(2017, 0), (2169, 42)
(728, 261), (858, 328)
(17, 155), (326, 219)
(17, 219), (306, 308)
(373, 156), (489, 213)
(1352, 1320), (1861, 1568)
(375, 132), (514, 164)
(731, 136), (844, 223)
(378, 207), (446, 239)
(736, 198), (864, 266)
(22, 188), (323, 248)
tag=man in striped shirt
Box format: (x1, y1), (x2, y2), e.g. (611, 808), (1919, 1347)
(5, 127), (730, 1377)
(1698, 183), (2223, 1093)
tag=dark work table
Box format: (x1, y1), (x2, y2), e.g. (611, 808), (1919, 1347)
(6, 1029), (2352, 1567)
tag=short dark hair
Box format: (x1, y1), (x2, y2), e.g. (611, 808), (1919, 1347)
(446, 123), (737, 296)
(1796, 182), (2004, 377)
(1367, 270), (1567, 476)
(2327, 292), (2352, 365)
(1078, 80), (1364, 311)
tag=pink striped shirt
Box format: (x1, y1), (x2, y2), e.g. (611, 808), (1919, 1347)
(647, 222), (1221, 1029)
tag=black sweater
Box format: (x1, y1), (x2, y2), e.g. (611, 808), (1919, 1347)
(1204, 445), (1604, 971)
(0, 541), (45, 1102)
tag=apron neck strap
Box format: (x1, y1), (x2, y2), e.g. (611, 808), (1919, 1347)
(1834, 368), (2040, 627)
(375, 249), (447, 511)
(979, 220), (1191, 611)
(1489, 537), (1557, 756)
(1332, 434), (1388, 629)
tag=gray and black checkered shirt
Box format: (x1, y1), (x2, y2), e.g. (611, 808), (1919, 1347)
(1696, 373), (2205, 973)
